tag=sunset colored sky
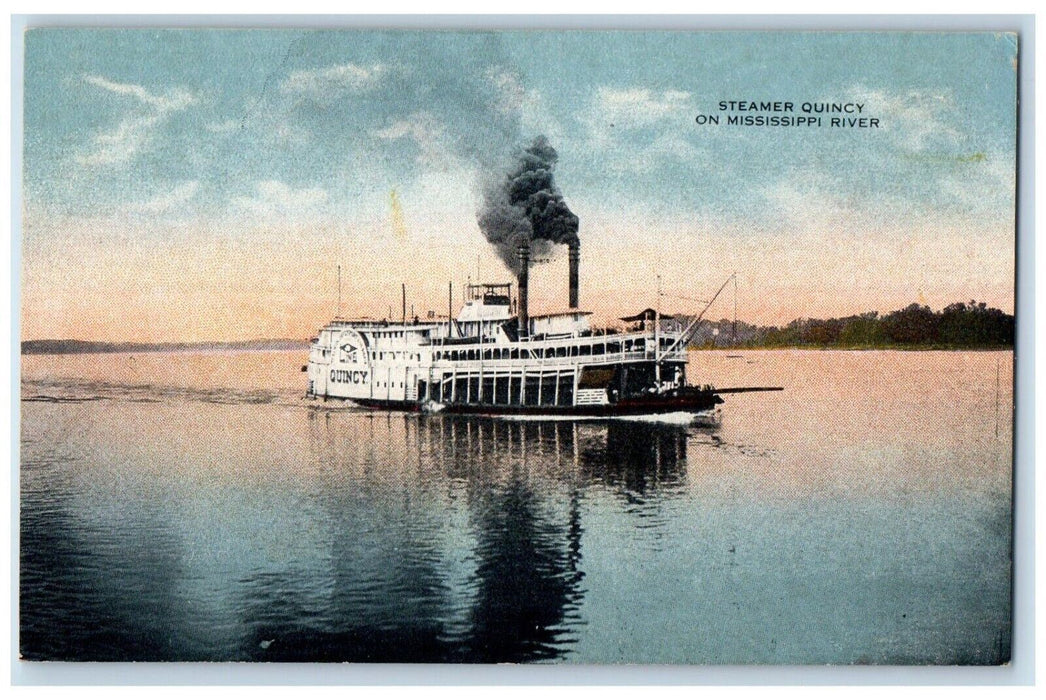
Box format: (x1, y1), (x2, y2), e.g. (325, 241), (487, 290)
(21, 30), (1016, 342)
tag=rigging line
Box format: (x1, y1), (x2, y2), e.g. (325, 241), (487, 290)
(659, 292), (712, 304)
(657, 273), (736, 361)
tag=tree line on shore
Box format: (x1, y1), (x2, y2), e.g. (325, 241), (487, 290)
(693, 300), (1014, 349)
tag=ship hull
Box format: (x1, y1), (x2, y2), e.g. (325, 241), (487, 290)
(333, 390), (724, 417)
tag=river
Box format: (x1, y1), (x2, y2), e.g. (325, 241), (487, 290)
(19, 349), (1012, 663)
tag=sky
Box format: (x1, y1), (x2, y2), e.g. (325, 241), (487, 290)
(21, 30), (1017, 342)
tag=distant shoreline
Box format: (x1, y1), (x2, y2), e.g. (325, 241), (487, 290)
(21, 339), (309, 355)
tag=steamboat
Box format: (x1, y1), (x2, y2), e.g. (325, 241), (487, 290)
(306, 241), (781, 418)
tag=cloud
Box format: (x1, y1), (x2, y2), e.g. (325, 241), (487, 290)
(845, 85), (962, 152)
(592, 87), (693, 130)
(77, 74), (197, 166)
(279, 63), (388, 99)
(76, 117), (157, 167)
(269, 118), (309, 146)
(759, 169), (856, 231)
(84, 74), (196, 112)
(371, 112), (464, 170)
(578, 86), (702, 173)
(231, 180), (328, 218)
(485, 67), (526, 117)
(129, 181), (200, 214)
(205, 119), (240, 134)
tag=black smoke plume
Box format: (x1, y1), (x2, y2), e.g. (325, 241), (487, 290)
(478, 136), (580, 273)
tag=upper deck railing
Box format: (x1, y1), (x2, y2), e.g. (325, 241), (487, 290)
(317, 319), (688, 364)
(325, 318), (439, 329)
(429, 331), (686, 365)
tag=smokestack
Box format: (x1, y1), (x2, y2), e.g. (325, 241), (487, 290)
(517, 244), (530, 337)
(568, 241), (580, 309)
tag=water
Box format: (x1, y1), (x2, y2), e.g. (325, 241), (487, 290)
(19, 350), (1012, 663)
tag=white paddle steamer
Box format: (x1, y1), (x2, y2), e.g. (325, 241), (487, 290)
(306, 243), (778, 417)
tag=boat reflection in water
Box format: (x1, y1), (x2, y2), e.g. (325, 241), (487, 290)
(239, 412), (692, 663)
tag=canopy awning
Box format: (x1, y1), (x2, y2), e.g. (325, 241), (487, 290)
(619, 308), (676, 322)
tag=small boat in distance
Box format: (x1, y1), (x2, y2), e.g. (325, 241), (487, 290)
(305, 242), (782, 419)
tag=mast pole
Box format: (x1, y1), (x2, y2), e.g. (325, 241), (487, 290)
(732, 273), (738, 346)
(401, 283), (406, 324)
(655, 275), (662, 386)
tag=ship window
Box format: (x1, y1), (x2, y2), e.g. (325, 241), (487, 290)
(540, 376), (557, 406)
(524, 375), (540, 405)
(484, 349), (492, 360)
(580, 344), (591, 356)
(556, 346), (566, 358)
(510, 349), (519, 360)
(481, 377), (494, 403)
(579, 367), (615, 389)
(570, 345), (579, 357)
(557, 375), (574, 406)
(495, 377), (509, 404)
(594, 343), (605, 354)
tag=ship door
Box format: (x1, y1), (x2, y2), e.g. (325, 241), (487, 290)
(405, 367), (419, 403)
(313, 362), (329, 397)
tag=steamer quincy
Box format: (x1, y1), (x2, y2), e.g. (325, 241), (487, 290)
(305, 136), (780, 418)
(305, 243), (780, 418)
